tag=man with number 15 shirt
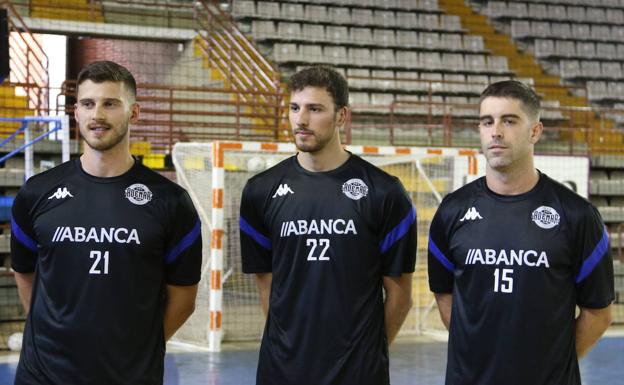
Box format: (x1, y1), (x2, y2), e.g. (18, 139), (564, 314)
(11, 61), (202, 385)
(428, 81), (614, 385)
(240, 66), (417, 385)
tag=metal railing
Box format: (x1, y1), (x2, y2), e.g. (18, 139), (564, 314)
(49, 78), (624, 155)
(19, 0), (286, 136)
(1, 0), (48, 115)
(57, 80), (287, 153)
(194, 0), (280, 95)
(193, 0), (284, 135)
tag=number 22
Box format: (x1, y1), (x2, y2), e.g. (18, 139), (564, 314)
(306, 238), (330, 261)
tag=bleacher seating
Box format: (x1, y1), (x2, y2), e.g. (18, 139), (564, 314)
(590, 156), (624, 228)
(234, 0), (623, 138)
(271, 43), (509, 73)
(606, 103), (624, 124)
(233, 0), (521, 119)
(486, 0), (624, 105)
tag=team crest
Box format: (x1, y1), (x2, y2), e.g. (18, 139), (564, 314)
(531, 206), (560, 229)
(342, 178), (369, 200)
(125, 183), (153, 205)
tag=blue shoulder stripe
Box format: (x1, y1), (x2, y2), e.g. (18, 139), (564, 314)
(11, 217), (37, 252)
(164, 219), (201, 265)
(428, 237), (455, 272)
(379, 207), (416, 254)
(575, 227), (609, 284)
(240, 216), (272, 250)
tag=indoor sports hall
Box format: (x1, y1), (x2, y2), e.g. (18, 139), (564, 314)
(0, 0), (622, 384)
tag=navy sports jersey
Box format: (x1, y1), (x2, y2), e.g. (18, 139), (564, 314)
(11, 158), (202, 385)
(428, 172), (614, 385)
(240, 154), (417, 385)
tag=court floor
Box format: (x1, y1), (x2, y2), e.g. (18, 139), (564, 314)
(0, 334), (622, 384)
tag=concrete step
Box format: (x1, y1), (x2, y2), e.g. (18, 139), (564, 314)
(0, 169), (25, 187)
(597, 206), (624, 222)
(0, 139), (80, 155)
(31, 7), (103, 22)
(591, 180), (624, 196)
(101, 1), (192, 29)
(592, 155), (624, 168)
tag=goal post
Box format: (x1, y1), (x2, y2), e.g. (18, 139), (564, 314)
(171, 141), (479, 351)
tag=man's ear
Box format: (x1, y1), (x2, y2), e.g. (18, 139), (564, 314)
(529, 121), (543, 144)
(336, 106), (349, 127)
(74, 103), (80, 121)
(129, 103), (140, 124)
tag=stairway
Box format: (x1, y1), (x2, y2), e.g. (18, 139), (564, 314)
(193, 1), (288, 141)
(438, 0), (623, 152)
(193, 35), (287, 141)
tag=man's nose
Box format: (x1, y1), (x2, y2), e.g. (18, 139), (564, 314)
(295, 109), (309, 127)
(92, 103), (105, 120)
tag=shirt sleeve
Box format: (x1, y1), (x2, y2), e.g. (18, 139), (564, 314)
(164, 190), (202, 285)
(428, 197), (455, 294)
(239, 180), (272, 274)
(11, 186), (38, 273)
(574, 204), (614, 309)
(379, 178), (417, 277)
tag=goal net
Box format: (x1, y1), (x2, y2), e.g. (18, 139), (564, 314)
(171, 141), (479, 351)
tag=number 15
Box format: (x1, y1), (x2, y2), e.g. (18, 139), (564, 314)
(493, 268), (513, 293)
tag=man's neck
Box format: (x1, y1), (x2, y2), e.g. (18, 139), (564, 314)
(297, 140), (349, 172)
(80, 146), (134, 178)
(485, 163), (539, 196)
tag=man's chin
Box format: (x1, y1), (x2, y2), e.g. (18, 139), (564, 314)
(487, 159), (512, 171)
(294, 138), (319, 153)
(84, 137), (122, 152)
(295, 145), (316, 153)
(85, 142), (112, 152)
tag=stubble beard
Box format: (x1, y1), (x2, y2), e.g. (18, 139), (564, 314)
(293, 128), (335, 154)
(294, 136), (320, 153)
(487, 156), (512, 171)
(82, 120), (129, 152)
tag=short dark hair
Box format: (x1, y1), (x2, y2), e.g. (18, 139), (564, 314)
(287, 66), (349, 110)
(479, 80), (541, 120)
(76, 60), (137, 99)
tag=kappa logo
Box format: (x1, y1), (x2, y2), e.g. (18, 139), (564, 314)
(48, 187), (73, 200)
(272, 184), (294, 198)
(531, 206), (560, 229)
(342, 178), (369, 200)
(125, 183), (153, 205)
(460, 207), (483, 222)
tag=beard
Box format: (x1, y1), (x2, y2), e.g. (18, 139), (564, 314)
(293, 127), (336, 153)
(82, 120), (129, 152)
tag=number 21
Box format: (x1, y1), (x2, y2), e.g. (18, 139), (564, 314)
(89, 250), (109, 274)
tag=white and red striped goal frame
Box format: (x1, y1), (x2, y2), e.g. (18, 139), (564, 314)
(178, 141), (479, 351)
